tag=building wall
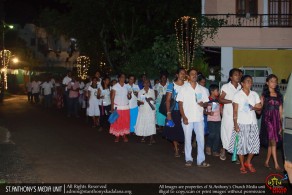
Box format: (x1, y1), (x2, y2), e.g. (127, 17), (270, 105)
(233, 49), (292, 80)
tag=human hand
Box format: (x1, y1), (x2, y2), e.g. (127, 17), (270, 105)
(183, 116), (189, 125)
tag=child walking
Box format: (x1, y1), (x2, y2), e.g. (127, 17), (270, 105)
(260, 74), (283, 171)
(87, 77), (100, 128)
(97, 76), (111, 131)
(228, 75), (262, 174)
(135, 79), (156, 145)
(205, 84), (222, 157)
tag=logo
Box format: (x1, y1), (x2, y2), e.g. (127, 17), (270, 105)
(265, 174), (287, 194)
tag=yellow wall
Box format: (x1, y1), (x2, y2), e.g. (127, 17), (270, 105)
(233, 50), (292, 81)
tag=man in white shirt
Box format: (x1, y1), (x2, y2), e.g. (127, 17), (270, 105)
(31, 77), (41, 104)
(177, 68), (210, 168)
(62, 71), (72, 110)
(41, 77), (54, 108)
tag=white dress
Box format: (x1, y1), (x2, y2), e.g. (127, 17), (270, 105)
(87, 86), (100, 116)
(135, 88), (156, 136)
(220, 82), (241, 149)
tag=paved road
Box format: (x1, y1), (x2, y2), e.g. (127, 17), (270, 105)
(0, 95), (286, 183)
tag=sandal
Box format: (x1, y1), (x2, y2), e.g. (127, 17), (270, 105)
(141, 138), (145, 143)
(264, 163), (271, 169)
(114, 137), (119, 143)
(185, 161), (192, 167)
(244, 163), (256, 173)
(275, 166), (284, 172)
(197, 161), (211, 168)
(174, 151), (180, 158)
(205, 147), (211, 156)
(240, 167), (247, 174)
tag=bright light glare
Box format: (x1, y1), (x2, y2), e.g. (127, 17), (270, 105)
(12, 57), (19, 64)
(8, 25), (14, 29)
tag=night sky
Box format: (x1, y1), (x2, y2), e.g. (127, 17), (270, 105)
(1, 0), (64, 25)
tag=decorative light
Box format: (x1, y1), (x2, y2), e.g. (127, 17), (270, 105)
(76, 56), (90, 80)
(0, 50), (12, 89)
(175, 16), (198, 70)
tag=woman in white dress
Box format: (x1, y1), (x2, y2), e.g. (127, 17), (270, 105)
(219, 68), (241, 160)
(87, 77), (100, 128)
(135, 79), (156, 145)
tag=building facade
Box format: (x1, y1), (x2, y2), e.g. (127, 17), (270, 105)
(202, 0), (292, 82)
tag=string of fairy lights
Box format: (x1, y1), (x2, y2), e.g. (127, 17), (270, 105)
(175, 16), (198, 70)
(0, 49), (12, 89)
(76, 56), (90, 80)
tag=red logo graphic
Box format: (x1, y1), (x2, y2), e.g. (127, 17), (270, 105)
(265, 174), (287, 194)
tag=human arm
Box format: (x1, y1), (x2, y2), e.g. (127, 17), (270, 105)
(110, 90), (116, 112)
(233, 102), (240, 132)
(219, 91), (232, 104)
(179, 101), (188, 125)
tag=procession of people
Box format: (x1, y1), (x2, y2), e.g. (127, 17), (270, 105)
(24, 67), (285, 174)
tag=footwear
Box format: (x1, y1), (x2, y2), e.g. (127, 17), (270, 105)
(264, 163), (271, 169)
(275, 166), (284, 172)
(123, 136), (128, 143)
(220, 150), (226, 161)
(141, 138), (145, 143)
(205, 147), (211, 156)
(174, 151), (180, 158)
(213, 152), (220, 157)
(197, 161), (211, 168)
(240, 167), (247, 174)
(114, 137), (119, 143)
(185, 161), (192, 167)
(236, 159), (240, 164)
(244, 163), (256, 173)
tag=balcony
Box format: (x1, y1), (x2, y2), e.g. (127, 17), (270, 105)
(202, 14), (292, 27)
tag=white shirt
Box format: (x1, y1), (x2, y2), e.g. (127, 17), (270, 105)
(41, 82), (53, 95)
(62, 76), (72, 91)
(154, 83), (168, 103)
(99, 86), (111, 106)
(220, 82), (242, 116)
(176, 82), (209, 122)
(126, 83), (139, 109)
(138, 88), (155, 107)
(112, 83), (129, 106)
(31, 81), (41, 94)
(79, 81), (85, 94)
(233, 90), (260, 125)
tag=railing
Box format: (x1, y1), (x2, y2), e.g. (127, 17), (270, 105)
(219, 82), (287, 94)
(203, 14), (292, 27)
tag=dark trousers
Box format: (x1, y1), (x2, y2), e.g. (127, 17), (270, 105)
(32, 93), (39, 103)
(67, 97), (79, 117)
(99, 105), (111, 127)
(206, 121), (221, 153)
(44, 94), (52, 108)
(27, 92), (33, 102)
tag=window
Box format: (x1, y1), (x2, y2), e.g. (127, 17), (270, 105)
(255, 70), (265, 77)
(269, 0), (292, 26)
(245, 69), (255, 76)
(236, 0), (258, 16)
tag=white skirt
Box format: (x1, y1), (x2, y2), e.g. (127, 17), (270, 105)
(135, 104), (156, 136)
(87, 99), (100, 116)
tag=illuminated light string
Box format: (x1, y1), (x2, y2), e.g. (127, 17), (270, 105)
(175, 16), (197, 70)
(76, 56), (90, 80)
(0, 50), (12, 89)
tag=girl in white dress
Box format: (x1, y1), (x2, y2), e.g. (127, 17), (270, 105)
(135, 79), (156, 145)
(219, 68), (241, 160)
(87, 77), (100, 128)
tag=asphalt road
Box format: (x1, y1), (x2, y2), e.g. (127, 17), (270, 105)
(0, 95), (287, 184)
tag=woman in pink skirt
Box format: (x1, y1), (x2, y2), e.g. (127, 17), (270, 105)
(110, 73), (131, 142)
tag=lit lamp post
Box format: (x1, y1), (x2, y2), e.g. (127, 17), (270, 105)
(0, 21), (14, 101)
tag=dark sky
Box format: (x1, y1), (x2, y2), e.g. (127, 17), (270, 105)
(1, 0), (64, 25)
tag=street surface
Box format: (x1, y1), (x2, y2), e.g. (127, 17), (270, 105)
(0, 95), (286, 183)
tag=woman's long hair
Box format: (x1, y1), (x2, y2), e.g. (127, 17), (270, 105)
(262, 74), (283, 100)
(101, 76), (110, 90)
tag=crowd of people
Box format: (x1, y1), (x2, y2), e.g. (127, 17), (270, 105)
(24, 68), (287, 175)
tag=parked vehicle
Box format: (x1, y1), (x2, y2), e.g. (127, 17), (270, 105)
(239, 66), (272, 83)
